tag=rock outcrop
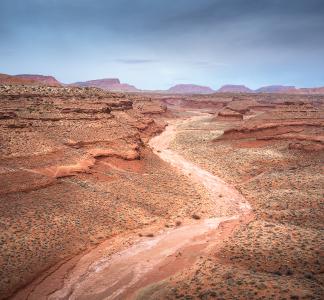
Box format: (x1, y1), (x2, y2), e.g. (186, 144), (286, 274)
(217, 108), (243, 120)
(218, 121), (324, 140)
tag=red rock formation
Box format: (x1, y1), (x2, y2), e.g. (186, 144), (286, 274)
(161, 97), (224, 109)
(225, 98), (260, 114)
(0, 73), (61, 86)
(133, 100), (167, 114)
(14, 74), (61, 86)
(217, 108), (243, 120)
(218, 121), (324, 140)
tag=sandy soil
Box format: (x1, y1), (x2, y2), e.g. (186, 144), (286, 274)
(13, 115), (251, 300)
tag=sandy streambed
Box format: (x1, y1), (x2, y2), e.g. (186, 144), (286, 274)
(149, 117), (251, 214)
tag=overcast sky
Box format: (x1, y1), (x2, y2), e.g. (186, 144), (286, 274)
(1, 0), (324, 89)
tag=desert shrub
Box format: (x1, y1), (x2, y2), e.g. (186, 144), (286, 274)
(192, 214), (201, 220)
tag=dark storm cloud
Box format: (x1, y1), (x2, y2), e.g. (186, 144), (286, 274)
(159, 0), (324, 47)
(3, 0), (322, 40)
(1, 0), (324, 45)
(0, 0), (323, 89)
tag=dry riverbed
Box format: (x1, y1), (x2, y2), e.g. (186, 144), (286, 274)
(12, 115), (251, 300)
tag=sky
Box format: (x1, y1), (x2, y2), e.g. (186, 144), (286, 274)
(0, 0), (324, 90)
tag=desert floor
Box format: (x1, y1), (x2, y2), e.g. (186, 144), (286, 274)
(1, 87), (323, 300)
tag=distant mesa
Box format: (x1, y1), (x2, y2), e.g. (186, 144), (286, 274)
(0, 73), (61, 86)
(255, 85), (297, 93)
(14, 74), (61, 86)
(71, 78), (140, 92)
(167, 84), (214, 94)
(216, 85), (253, 93)
(74, 78), (121, 86)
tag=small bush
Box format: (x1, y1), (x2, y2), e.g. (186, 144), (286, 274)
(286, 269), (293, 276)
(192, 214), (201, 220)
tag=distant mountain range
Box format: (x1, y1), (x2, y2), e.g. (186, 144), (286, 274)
(0, 72), (323, 94)
(164, 84), (324, 95)
(165, 84), (324, 94)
